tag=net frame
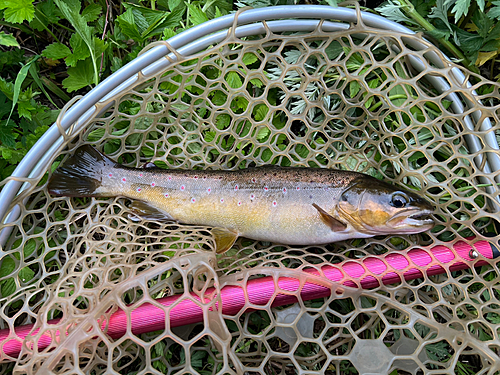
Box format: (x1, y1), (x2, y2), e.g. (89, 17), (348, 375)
(0, 4), (499, 374)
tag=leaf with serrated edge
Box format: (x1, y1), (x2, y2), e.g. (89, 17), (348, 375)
(42, 43), (71, 60)
(116, 8), (143, 41)
(429, 0), (453, 34)
(0, 0), (35, 23)
(82, 3), (102, 22)
(0, 32), (19, 47)
(375, 0), (418, 26)
(225, 71), (243, 89)
(446, 0), (471, 22)
(62, 59), (94, 92)
(53, 0), (98, 85)
(0, 120), (17, 148)
(489, 1), (500, 20)
(188, 4), (208, 25)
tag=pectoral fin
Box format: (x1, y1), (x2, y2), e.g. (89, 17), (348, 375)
(312, 203), (346, 231)
(212, 228), (238, 254)
(130, 200), (173, 221)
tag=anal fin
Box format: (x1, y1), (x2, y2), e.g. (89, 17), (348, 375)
(312, 203), (346, 231)
(212, 228), (238, 254)
(130, 200), (173, 221)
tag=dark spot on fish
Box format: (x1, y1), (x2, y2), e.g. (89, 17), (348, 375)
(309, 195), (313, 199)
(273, 173), (277, 177)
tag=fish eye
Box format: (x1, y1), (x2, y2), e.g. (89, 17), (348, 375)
(391, 193), (408, 208)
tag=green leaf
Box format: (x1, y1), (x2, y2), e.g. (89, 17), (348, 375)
(324, 0), (338, 6)
(446, 0), (471, 22)
(147, 5), (185, 38)
(1, 147), (13, 160)
(62, 59), (94, 92)
(349, 80), (361, 98)
(325, 40), (343, 60)
(188, 4), (208, 25)
(53, 0), (98, 85)
(18, 99), (37, 120)
(256, 127), (270, 140)
(453, 27), (483, 52)
(19, 117), (37, 133)
(92, 37), (108, 56)
(0, 257), (15, 277)
(18, 266), (34, 283)
(33, 0), (60, 27)
(426, 28), (452, 40)
(428, 0), (453, 35)
(425, 341), (451, 360)
(242, 53), (259, 66)
(42, 42), (71, 60)
(82, 3), (102, 22)
(225, 71), (243, 89)
(0, 77), (14, 99)
(117, 3), (181, 41)
(191, 350), (205, 368)
(7, 56), (39, 125)
(253, 104), (269, 121)
(163, 28), (176, 40)
(249, 78), (263, 88)
(123, 3), (167, 26)
(0, 32), (19, 47)
(40, 77), (71, 101)
(168, 0), (182, 10)
(110, 56), (123, 73)
(410, 0), (433, 17)
(0, 120), (16, 147)
(375, 0), (418, 26)
(1, 279), (16, 297)
(29, 60), (59, 108)
(66, 34), (91, 67)
(364, 78), (380, 109)
(216, 114), (230, 129)
(116, 8), (144, 41)
(0, 0), (35, 23)
(0, 93), (12, 118)
(488, 0), (500, 20)
(203, 130), (216, 142)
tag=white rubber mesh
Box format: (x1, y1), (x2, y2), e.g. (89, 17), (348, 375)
(1, 13), (500, 375)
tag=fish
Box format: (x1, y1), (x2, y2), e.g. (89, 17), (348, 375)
(47, 145), (434, 253)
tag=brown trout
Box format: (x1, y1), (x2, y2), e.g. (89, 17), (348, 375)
(48, 146), (434, 253)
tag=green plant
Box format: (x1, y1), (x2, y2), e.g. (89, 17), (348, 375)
(0, 0), (233, 180)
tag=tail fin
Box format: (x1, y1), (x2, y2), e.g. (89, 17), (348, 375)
(48, 145), (117, 197)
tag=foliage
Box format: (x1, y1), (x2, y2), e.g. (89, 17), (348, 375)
(376, 0), (500, 73)
(0, 0), (232, 180)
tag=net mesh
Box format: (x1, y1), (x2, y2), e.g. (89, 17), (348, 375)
(1, 9), (500, 374)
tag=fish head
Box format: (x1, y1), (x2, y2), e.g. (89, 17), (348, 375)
(337, 177), (434, 235)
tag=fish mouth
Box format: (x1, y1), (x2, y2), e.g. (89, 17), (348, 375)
(390, 209), (434, 230)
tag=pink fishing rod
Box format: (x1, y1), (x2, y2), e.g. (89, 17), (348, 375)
(0, 239), (498, 359)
